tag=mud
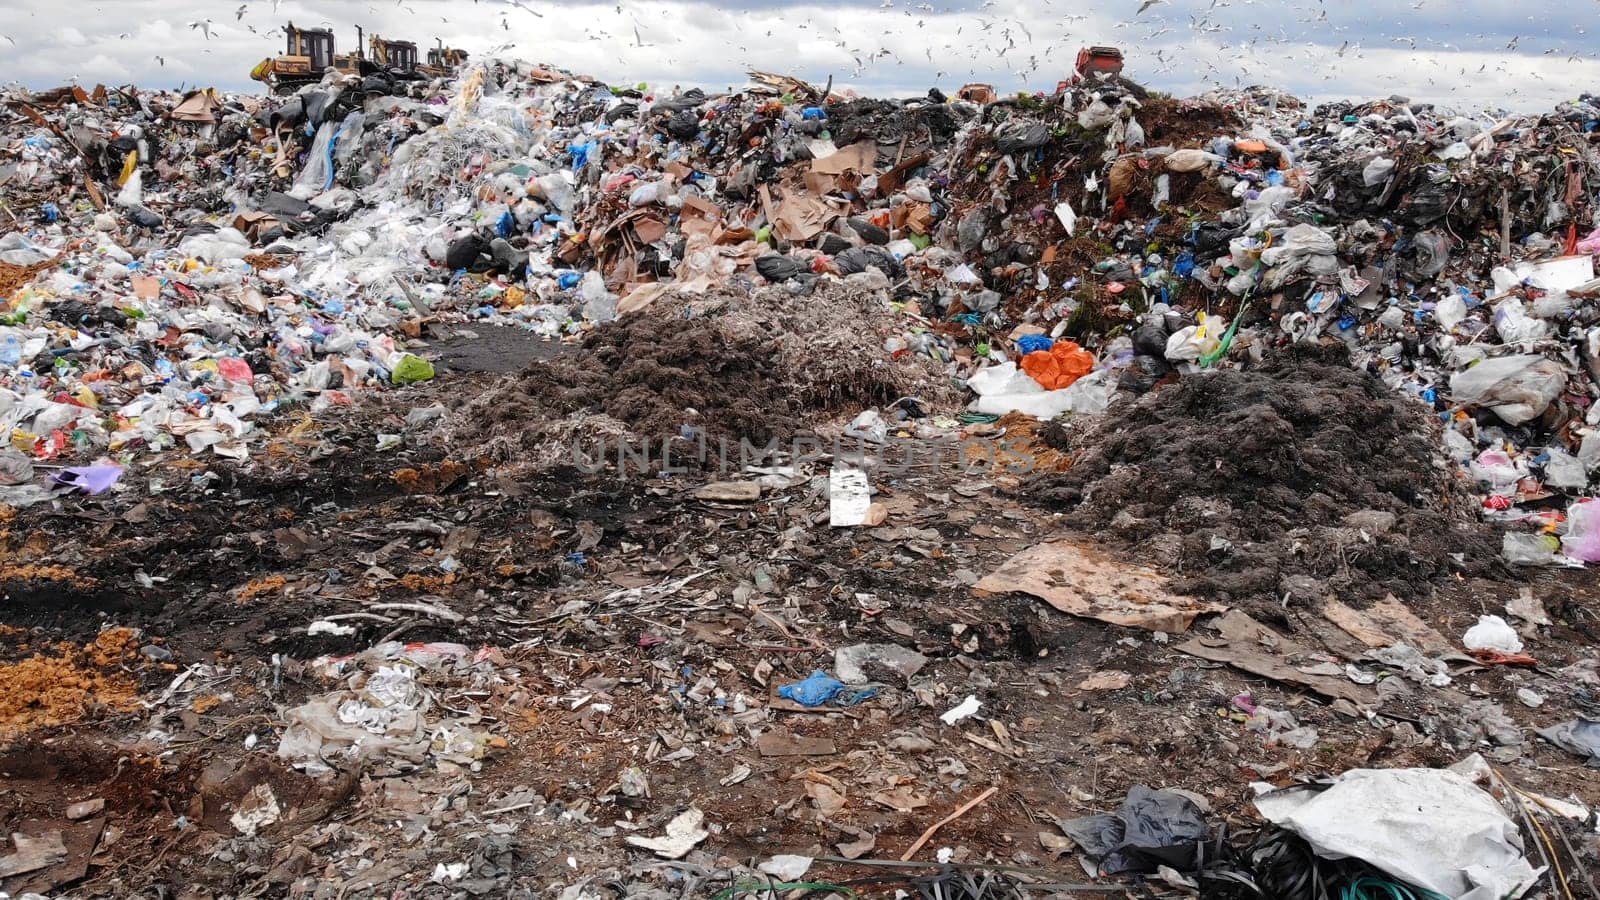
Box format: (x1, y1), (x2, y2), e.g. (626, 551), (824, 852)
(423, 324), (569, 375)
(1024, 345), (1502, 617)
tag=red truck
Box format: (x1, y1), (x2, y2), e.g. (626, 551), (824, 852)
(1057, 46), (1125, 92)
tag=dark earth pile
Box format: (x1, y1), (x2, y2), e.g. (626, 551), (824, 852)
(827, 98), (966, 147)
(1025, 345), (1503, 615)
(441, 301), (920, 465)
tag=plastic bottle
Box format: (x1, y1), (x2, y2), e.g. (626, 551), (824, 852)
(0, 335), (19, 369)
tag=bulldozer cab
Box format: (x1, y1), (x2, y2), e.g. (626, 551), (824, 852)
(427, 43), (468, 68)
(286, 24), (335, 72)
(372, 37), (419, 72)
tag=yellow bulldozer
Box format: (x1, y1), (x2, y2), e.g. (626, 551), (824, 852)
(249, 22), (362, 94)
(423, 41), (469, 79)
(251, 24), (467, 94)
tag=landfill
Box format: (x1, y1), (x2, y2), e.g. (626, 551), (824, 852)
(1, 51), (1599, 900)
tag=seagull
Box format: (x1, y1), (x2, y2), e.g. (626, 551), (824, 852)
(1137, 0), (1165, 13)
(235, 4), (247, 20)
(187, 19), (214, 40)
(1505, 35), (1521, 49)
(1, 34), (14, 45)
(155, 55), (166, 66)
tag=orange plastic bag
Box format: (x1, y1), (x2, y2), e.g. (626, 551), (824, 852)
(1021, 341), (1095, 390)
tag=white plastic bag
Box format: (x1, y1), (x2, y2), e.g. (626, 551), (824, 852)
(1435, 294), (1467, 330)
(1462, 615), (1523, 653)
(1449, 355), (1566, 425)
(1492, 297), (1549, 344)
(1254, 768), (1537, 900)
(1361, 157), (1396, 186)
(970, 368), (1112, 418)
(1162, 148), (1220, 173)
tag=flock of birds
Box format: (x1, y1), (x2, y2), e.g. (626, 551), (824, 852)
(0, 0), (1592, 105)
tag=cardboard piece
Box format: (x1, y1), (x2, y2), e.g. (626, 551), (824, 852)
(1322, 596), (1452, 656)
(761, 185), (838, 242)
(1177, 610), (1373, 703)
(975, 540), (1224, 632)
(810, 141), (877, 176)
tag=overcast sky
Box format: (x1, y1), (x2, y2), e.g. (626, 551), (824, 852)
(2, 0), (1597, 112)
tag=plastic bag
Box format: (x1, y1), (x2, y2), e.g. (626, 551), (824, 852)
(1561, 499), (1600, 563)
(1492, 296), (1549, 344)
(115, 168), (144, 207)
(776, 670), (845, 707)
(1537, 718), (1600, 765)
(1462, 615), (1523, 653)
(755, 255), (803, 282)
(1543, 447), (1587, 490)
(1020, 340), (1095, 390)
(1254, 768), (1537, 900)
(1412, 230), (1451, 277)
(1502, 532), (1562, 566)
(1078, 98), (1115, 130)
(289, 121), (337, 200)
(579, 271), (617, 322)
(1056, 786), (1210, 875)
(1435, 294), (1467, 330)
(971, 368), (1112, 418)
(1449, 355), (1566, 425)
(1362, 156), (1396, 186)
(1162, 148), (1220, 173)
(995, 122), (1051, 154)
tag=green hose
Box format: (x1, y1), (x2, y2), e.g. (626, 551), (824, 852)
(1338, 875), (1451, 900)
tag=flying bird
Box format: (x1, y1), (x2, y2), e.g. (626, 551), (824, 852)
(1137, 0), (1166, 13)
(187, 19), (214, 40)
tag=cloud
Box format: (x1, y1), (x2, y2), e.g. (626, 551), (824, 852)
(0, 0), (1593, 112)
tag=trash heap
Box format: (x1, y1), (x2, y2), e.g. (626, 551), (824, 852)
(3, 65), (1600, 556)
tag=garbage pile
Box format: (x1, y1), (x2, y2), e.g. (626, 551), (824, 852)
(5, 64), (1598, 572)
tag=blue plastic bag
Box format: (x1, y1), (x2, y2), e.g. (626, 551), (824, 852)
(777, 671), (845, 707)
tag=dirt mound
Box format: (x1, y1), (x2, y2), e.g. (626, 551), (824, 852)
(827, 98), (966, 147)
(1024, 345), (1502, 616)
(436, 282), (953, 466)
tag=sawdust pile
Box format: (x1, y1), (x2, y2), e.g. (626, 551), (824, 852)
(0, 627), (142, 737)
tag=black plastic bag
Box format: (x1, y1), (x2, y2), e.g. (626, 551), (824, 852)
(755, 255), (803, 282)
(995, 122), (1051, 154)
(1056, 785), (1210, 874)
